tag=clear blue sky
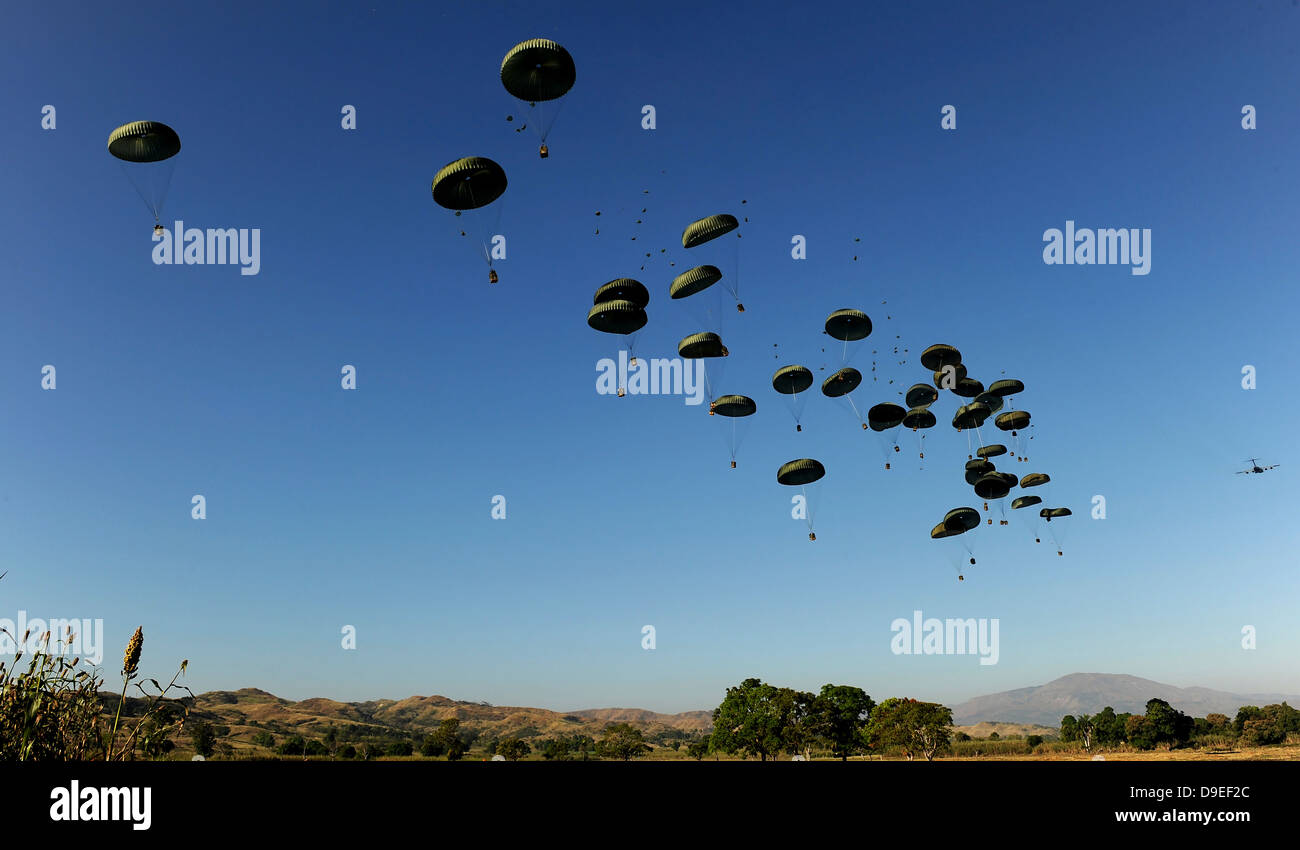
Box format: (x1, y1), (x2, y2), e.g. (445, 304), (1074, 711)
(2, 0), (1297, 713)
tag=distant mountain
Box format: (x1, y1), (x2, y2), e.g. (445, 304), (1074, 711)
(182, 688), (711, 751)
(951, 673), (1300, 727)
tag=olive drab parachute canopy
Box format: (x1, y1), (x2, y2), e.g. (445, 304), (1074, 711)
(1039, 507), (1072, 555)
(988, 379), (1025, 398)
(976, 444), (1007, 459)
(905, 384), (939, 409)
(670, 265), (722, 299)
(952, 378), (985, 398)
(773, 365), (814, 431)
(867, 403), (906, 431)
(821, 367), (862, 398)
(500, 39), (576, 156)
(822, 367), (868, 431)
(588, 299), (647, 380)
(713, 395), (756, 417)
(930, 522), (961, 539)
(920, 344), (962, 372)
(432, 157), (508, 282)
(867, 402), (907, 468)
(682, 215), (743, 310)
(995, 410), (1031, 432)
(974, 392), (1004, 414)
(594, 278), (650, 309)
(974, 473), (1011, 500)
(108, 121), (181, 162)
(107, 121), (181, 228)
(952, 402), (992, 431)
(964, 459), (994, 486)
(712, 394), (756, 468)
(778, 458), (825, 540)
(1011, 495), (1042, 510)
(682, 214), (739, 249)
(825, 309), (872, 341)
(938, 507), (981, 575)
(943, 507), (980, 533)
(678, 332), (728, 359)
(587, 300), (647, 334)
(995, 409), (1033, 460)
(681, 332), (729, 404)
(1020, 472), (1050, 488)
(902, 407), (936, 429)
(432, 157), (507, 210)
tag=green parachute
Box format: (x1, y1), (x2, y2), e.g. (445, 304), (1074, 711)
(682, 215), (743, 310)
(773, 365), (814, 431)
(711, 394), (756, 468)
(500, 39), (576, 157)
(432, 156), (508, 283)
(777, 458), (825, 541)
(108, 121), (181, 232)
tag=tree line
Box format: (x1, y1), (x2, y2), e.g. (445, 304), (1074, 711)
(1061, 699), (1300, 751)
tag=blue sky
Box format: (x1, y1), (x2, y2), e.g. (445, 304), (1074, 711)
(1, 0), (1298, 713)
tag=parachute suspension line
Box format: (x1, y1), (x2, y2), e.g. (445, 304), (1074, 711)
(119, 162), (159, 220)
(154, 159), (177, 222)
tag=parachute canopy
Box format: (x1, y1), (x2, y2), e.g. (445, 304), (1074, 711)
(821, 367), (862, 398)
(974, 474), (1011, 500)
(500, 39), (576, 101)
(1011, 495), (1042, 510)
(670, 265), (722, 299)
(432, 157), (507, 210)
(973, 392), (1004, 413)
(930, 522), (962, 539)
(942, 507), (980, 533)
(587, 300), (647, 335)
(952, 402), (991, 430)
(773, 365), (814, 395)
(1020, 472), (1050, 488)
(679, 332), (728, 358)
(712, 395), (756, 417)
(1040, 507), (1072, 520)
(905, 384), (939, 408)
(824, 309), (872, 341)
(777, 458), (825, 486)
(682, 214), (739, 249)
(107, 121), (181, 162)
(594, 278), (649, 309)
(995, 410), (1031, 432)
(976, 444), (1007, 459)
(902, 407), (936, 429)
(867, 402), (906, 431)
(952, 378), (985, 398)
(988, 379), (1025, 398)
(920, 344), (962, 371)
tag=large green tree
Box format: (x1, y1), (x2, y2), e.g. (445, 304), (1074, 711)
(866, 698), (953, 761)
(809, 684), (875, 761)
(710, 678), (796, 761)
(596, 724), (650, 761)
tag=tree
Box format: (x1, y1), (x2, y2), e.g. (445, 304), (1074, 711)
(1143, 698), (1192, 750)
(541, 738), (571, 760)
(866, 698), (953, 761)
(432, 718), (466, 761)
(987, 732), (1000, 741)
(385, 740), (413, 757)
(710, 678), (794, 762)
(808, 684), (874, 761)
(420, 734), (445, 757)
(497, 738), (531, 761)
(277, 735), (306, 756)
(188, 719), (216, 758)
(339, 744), (357, 759)
(686, 737), (711, 760)
(251, 730), (275, 749)
(1026, 735), (1043, 750)
(1059, 716), (1078, 743)
(305, 739), (329, 756)
(596, 724), (651, 761)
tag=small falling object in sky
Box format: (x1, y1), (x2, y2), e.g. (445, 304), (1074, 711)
(506, 115), (513, 122)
